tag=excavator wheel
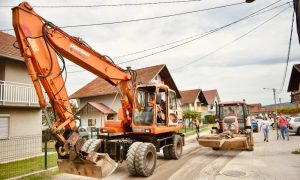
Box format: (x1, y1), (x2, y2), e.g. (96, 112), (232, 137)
(80, 139), (94, 153)
(163, 146), (171, 159)
(135, 143), (157, 177)
(126, 142), (143, 176)
(169, 135), (183, 159)
(87, 139), (102, 153)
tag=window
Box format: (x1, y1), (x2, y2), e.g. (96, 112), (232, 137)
(88, 119), (96, 126)
(107, 114), (114, 120)
(0, 114), (9, 139)
(169, 91), (177, 110)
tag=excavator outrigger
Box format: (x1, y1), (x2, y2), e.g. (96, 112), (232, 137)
(12, 2), (184, 178)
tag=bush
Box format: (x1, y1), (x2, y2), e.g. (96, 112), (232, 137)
(205, 115), (215, 124)
(277, 107), (300, 116)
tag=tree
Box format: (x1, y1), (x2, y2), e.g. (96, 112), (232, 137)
(183, 110), (201, 128)
(42, 101), (78, 126)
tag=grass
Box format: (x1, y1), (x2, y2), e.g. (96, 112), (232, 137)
(0, 153), (58, 179)
(179, 124), (213, 137)
(20, 170), (59, 180)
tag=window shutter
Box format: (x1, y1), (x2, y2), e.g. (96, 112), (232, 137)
(0, 116), (9, 139)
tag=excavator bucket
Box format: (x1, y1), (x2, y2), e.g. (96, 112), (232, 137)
(57, 152), (118, 178)
(198, 135), (249, 150)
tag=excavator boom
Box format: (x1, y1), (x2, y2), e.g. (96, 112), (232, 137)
(12, 2), (135, 178)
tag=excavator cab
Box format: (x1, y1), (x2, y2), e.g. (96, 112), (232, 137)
(132, 83), (183, 131)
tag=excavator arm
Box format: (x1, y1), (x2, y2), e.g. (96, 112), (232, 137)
(12, 2), (135, 177)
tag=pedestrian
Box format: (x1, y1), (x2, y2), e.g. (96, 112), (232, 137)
(278, 113), (289, 140)
(260, 117), (270, 142)
(269, 115), (275, 130)
(193, 119), (200, 138)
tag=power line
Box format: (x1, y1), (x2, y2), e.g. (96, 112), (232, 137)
(68, 0), (288, 73)
(0, 0), (204, 8)
(0, 1), (246, 32)
(278, 10), (295, 94)
(117, 0), (284, 65)
(171, 6), (290, 72)
(113, 1), (290, 60)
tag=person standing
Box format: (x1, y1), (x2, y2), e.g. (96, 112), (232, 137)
(278, 113), (289, 140)
(260, 117), (270, 142)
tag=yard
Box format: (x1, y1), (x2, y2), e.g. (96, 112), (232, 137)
(0, 153), (57, 179)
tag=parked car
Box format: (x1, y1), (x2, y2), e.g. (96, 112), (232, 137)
(78, 126), (98, 140)
(252, 120), (258, 132)
(288, 117), (300, 135)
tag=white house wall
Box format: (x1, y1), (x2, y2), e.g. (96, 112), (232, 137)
(4, 60), (32, 84)
(79, 111), (105, 128)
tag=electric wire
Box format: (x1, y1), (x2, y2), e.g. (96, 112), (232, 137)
(66, 0), (285, 73)
(0, 0), (204, 8)
(278, 10), (295, 94)
(0, 1), (246, 32)
(171, 6), (290, 72)
(113, 1), (290, 59)
(117, 0), (284, 65)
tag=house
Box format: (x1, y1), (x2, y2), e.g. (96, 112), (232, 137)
(202, 89), (221, 116)
(77, 102), (116, 128)
(70, 64), (181, 127)
(0, 32), (43, 163)
(180, 89), (208, 118)
(248, 103), (275, 117)
(287, 64), (300, 107)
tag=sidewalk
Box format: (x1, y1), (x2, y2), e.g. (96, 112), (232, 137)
(215, 129), (300, 180)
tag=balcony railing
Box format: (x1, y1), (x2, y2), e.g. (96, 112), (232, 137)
(0, 80), (47, 107)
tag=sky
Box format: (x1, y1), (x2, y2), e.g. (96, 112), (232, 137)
(1, 0), (300, 106)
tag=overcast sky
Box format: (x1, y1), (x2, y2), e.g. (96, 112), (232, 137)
(1, 0), (300, 105)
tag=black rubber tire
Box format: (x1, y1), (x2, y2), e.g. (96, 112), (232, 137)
(169, 135), (183, 160)
(135, 143), (157, 177)
(212, 147), (220, 151)
(81, 139), (94, 153)
(297, 128), (300, 135)
(163, 146), (171, 159)
(126, 142), (143, 176)
(87, 139), (102, 153)
(247, 145), (254, 151)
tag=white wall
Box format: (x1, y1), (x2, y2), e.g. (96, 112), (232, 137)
(78, 111), (105, 128)
(5, 60), (32, 84)
(0, 107), (42, 137)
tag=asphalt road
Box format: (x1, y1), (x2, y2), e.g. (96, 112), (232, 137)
(53, 129), (300, 180)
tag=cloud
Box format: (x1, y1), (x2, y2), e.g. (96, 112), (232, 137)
(1, 0), (299, 106)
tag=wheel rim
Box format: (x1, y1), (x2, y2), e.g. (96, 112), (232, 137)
(176, 141), (182, 156)
(145, 151), (155, 170)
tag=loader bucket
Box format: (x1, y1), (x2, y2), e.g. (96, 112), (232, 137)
(198, 135), (250, 150)
(57, 153), (118, 178)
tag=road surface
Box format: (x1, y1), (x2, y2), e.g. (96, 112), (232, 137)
(53, 129), (300, 180)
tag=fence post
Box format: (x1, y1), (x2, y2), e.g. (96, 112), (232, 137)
(44, 135), (48, 170)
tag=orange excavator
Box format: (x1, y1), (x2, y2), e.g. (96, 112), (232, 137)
(12, 2), (184, 178)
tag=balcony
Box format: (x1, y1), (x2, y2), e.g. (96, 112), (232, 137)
(0, 80), (47, 107)
(291, 92), (300, 103)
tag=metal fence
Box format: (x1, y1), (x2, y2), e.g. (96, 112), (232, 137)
(0, 133), (57, 180)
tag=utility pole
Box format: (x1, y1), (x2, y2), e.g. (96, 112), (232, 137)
(263, 88), (279, 140)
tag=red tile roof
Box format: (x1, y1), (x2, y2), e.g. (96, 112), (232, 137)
(0, 32), (23, 61)
(70, 64), (181, 99)
(180, 89), (201, 104)
(79, 102), (116, 114)
(203, 89), (218, 105)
